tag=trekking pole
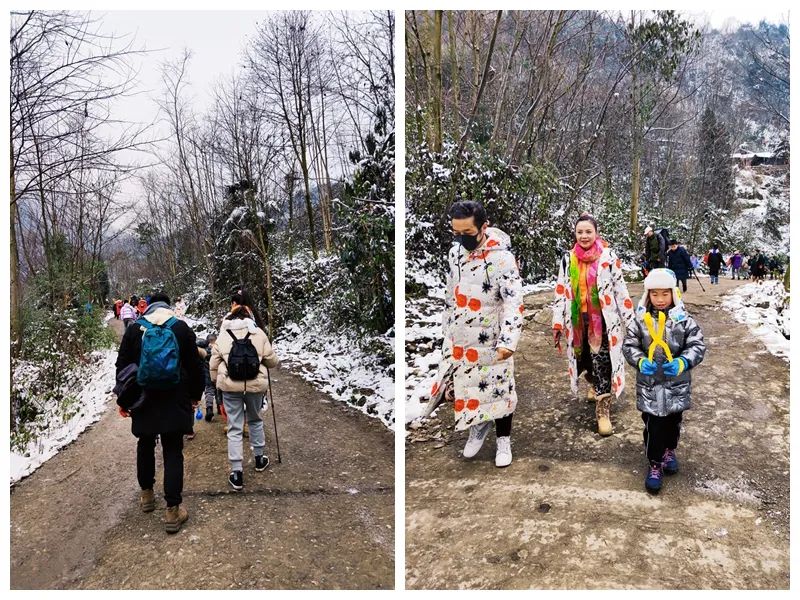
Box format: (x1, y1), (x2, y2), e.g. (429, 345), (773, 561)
(692, 269), (706, 292)
(266, 367), (281, 463)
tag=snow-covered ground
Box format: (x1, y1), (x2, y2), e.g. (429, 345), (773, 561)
(721, 280), (789, 361)
(275, 320), (395, 430)
(183, 310), (395, 429)
(11, 350), (117, 483)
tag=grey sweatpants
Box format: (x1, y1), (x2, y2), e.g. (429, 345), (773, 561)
(221, 391), (268, 471)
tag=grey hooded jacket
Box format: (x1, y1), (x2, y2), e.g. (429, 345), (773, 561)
(622, 307), (706, 417)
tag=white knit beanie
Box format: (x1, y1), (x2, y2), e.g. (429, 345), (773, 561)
(644, 226), (653, 235)
(644, 268), (677, 290)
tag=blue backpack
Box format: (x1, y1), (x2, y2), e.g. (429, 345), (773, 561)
(136, 317), (181, 389)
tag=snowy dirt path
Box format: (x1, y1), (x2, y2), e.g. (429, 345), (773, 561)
(406, 277), (788, 590)
(11, 319), (394, 590)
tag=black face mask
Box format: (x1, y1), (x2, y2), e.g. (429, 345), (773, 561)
(456, 232), (482, 252)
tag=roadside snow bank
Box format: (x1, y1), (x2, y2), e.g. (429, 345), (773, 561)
(11, 350), (117, 484)
(275, 321), (395, 430)
(721, 281), (789, 361)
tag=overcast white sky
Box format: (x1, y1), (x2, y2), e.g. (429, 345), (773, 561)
(90, 9), (788, 204)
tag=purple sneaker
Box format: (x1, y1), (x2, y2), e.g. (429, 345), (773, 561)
(662, 448), (679, 475)
(645, 462), (663, 492)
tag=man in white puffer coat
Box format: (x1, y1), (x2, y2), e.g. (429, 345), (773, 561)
(431, 200), (525, 467)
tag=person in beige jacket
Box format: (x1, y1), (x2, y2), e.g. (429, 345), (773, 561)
(210, 305), (279, 491)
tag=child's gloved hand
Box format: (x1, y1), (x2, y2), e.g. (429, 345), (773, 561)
(662, 357), (687, 377)
(638, 358), (658, 375)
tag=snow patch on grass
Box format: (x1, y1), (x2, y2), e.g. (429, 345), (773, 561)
(11, 350), (117, 484)
(275, 320), (394, 430)
(721, 281), (789, 362)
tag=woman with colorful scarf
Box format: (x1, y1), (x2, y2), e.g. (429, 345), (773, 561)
(552, 214), (636, 435)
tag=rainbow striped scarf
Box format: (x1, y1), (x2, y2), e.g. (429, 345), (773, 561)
(570, 240), (604, 355)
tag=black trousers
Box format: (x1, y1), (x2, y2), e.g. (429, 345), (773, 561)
(577, 317), (612, 396)
(137, 432), (184, 507)
(495, 413), (513, 437)
(642, 412), (683, 464)
(678, 277), (688, 292)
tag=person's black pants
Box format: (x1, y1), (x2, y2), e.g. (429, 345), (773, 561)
(495, 413), (513, 437)
(678, 277), (688, 292)
(641, 412), (683, 464)
(137, 432), (184, 507)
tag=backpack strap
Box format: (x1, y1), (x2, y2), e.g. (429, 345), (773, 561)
(227, 329), (239, 342)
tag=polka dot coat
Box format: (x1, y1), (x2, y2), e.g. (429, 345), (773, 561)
(433, 228), (524, 431)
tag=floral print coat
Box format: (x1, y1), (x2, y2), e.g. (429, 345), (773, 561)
(430, 228), (525, 431)
(552, 246), (635, 398)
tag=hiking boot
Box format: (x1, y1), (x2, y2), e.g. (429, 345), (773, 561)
(204, 409), (213, 423)
(140, 489), (155, 513)
(228, 470), (244, 491)
(595, 393), (613, 436)
(586, 386), (596, 403)
(254, 455), (270, 472)
(164, 504), (188, 534)
(645, 462), (663, 493)
(662, 448), (679, 474)
(495, 436), (512, 468)
(463, 422), (491, 458)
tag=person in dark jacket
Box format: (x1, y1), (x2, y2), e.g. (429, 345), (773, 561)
(666, 240), (692, 292)
(623, 269), (706, 493)
(752, 249), (767, 282)
(644, 226), (665, 269)
(196, 334), (220, 422)
(707, 244), (724, 285)
(115, 291), (204, 534)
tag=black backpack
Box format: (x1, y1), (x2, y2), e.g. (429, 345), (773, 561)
(225, 329), (260, 381)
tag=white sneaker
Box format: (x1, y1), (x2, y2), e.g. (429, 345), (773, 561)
(495, 436), (512, 467)
(463, 422), (491, 458)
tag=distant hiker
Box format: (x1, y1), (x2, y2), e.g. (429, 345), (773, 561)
(175, 297), (186, 319)
(210, 305), (279, 491)
(690, 254), (700, 272)
(120, 298), (137, 329)
(197, 334), (220, 422)
(644, 226), (665, 269)
(137, 296), (149, 317)
(426, 200), (523, 468)
(752, 249), (767, 283)
(707, 244), (723, 285)
(729, 250), (743, 280)
(553, 213), (636, 436)
(623, 268), (706, 493)
(666, 240), (692, 293)
(115, 291), (205, 534)
(114, 299), (123, 320)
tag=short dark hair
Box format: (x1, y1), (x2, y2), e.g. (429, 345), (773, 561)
(449, 201), (487, 228)
(575, 212), (599, 233)
(150, 291), (170, 305)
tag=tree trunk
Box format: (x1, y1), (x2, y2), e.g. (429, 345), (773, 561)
(430, 11), (443, 152)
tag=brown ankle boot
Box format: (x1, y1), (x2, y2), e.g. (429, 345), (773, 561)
(165, 504), (188, 534)
(140, 489), (155, 513)
(586, 386), (596, 403)
(595, 393), (613, 436)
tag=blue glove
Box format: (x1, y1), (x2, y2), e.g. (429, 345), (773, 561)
(662, 357), (687, 377)
(638, 358), (657, 376)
